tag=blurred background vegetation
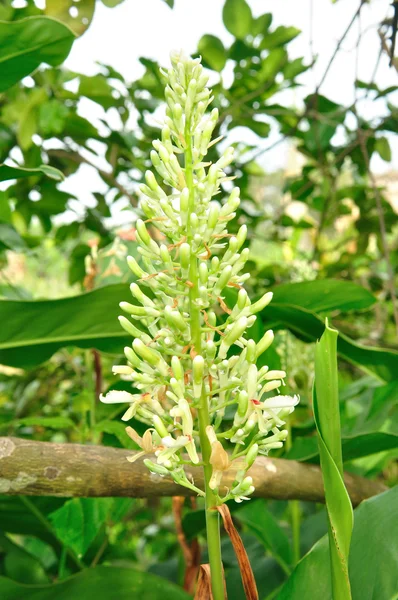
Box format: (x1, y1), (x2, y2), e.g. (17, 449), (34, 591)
(0, 0), (397, 598)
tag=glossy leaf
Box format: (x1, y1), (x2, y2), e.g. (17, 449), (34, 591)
(0, 565), (191, 599)
(286, 432), (398, 463)
(278, 486), (398, 600)
(271, 279), (376, 313)
(0, 284), (131, 368)
(0, 17), (76, 92)
(261, 303), (398, 383)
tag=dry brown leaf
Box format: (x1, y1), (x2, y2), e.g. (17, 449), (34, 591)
(216, 504), (258, 600)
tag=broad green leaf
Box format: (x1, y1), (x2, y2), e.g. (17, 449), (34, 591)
(260, 26), (301, 49)
(45, 0), (96, 36)
(0, 17), (76, 92)
(1, 416), (77, 431)
(271, 280), (376, 313)
(237, 501), (292, 574)
(278, 486), (398, 600)
(0, 164), (64, 182)
(0, 565), (191, 599)
(222, 0), (252, 40)
(198, 34), (227, 71)
(0, 532), (49, 584)
(286, 432), (398, 463)
(1, 284), (397, 382)
(49, 498), (113, 557)
(314, 322), (353, 599)
(261, 303), (398, 383)
(0, 283), (131, 368)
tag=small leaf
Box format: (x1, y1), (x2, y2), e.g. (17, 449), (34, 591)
(260, 26), (301, 49)
(222, 0), (253, 40)
(375, 136), (391, 162)
(198, 34), (227, 72)
(0, 164), (64, 183)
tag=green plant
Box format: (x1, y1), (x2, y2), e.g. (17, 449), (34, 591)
(99, 51), (298, 597)
(314, 321), (353, 599)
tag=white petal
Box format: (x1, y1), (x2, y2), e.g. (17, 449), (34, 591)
(99, 390), (137, 404)
(262, 395), (299, 409)
(161, 435), (190, 449)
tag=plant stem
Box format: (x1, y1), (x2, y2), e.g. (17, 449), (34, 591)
(185, 126), (225, 600)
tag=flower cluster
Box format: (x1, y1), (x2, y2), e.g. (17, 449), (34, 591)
(100, 51), (298, 503)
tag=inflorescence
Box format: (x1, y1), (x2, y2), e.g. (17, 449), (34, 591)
(100, 51), (298, 503)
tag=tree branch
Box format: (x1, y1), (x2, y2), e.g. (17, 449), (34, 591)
(0, 437), (385, 507)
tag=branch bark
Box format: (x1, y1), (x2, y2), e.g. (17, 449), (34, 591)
(0, 437), (386, 506)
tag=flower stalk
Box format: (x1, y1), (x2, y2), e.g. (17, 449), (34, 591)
(100, 50), (298, 599)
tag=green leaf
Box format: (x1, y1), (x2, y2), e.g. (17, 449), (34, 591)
(278, 486), (398, 600)
(101, 0), (126, 6)
(4, 416), (77, 431)
(49, 498), (112, 557)
(260, 26), (301, 49)
(222, 0), (253, 40)
(375, 136), (392, 162)
(314, 321), (353, 599)
(261, 303), (398, 383)
(0, 565), (191, 599)
(286, 432), (398, 463)
(0, 164), (64, 182)
(45, 0), (96, 36)
(0, 17), (76, 92)
(0, 224), (26, 251)
(271, 280), (376, 313)
(237, 501), (292, 574)
(2, 283), (397, 382)
(198, 34), (227, 72)
(252, 13), (272, 36)
(0, 283), (130, 368)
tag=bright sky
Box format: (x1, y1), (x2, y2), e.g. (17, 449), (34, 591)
(59, 0), (398, 216)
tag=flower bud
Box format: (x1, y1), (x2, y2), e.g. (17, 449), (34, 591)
(245, 443), (259, 469)
(256, 330), (274, 358)
(164, 305), (188, 333)
(120, 302), (160, 318)
(213, 265), (232, 297)
(219, 316), (248, 359)
(127, 255), (145, 278)
(144, 459), (170, 476)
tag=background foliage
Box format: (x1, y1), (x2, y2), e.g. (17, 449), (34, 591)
(0, 0), (397, 598)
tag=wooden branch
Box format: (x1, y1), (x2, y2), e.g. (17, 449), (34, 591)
(0, 437), (385, 506)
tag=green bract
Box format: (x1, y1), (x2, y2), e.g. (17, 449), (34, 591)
(100, 51), (298, 503)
